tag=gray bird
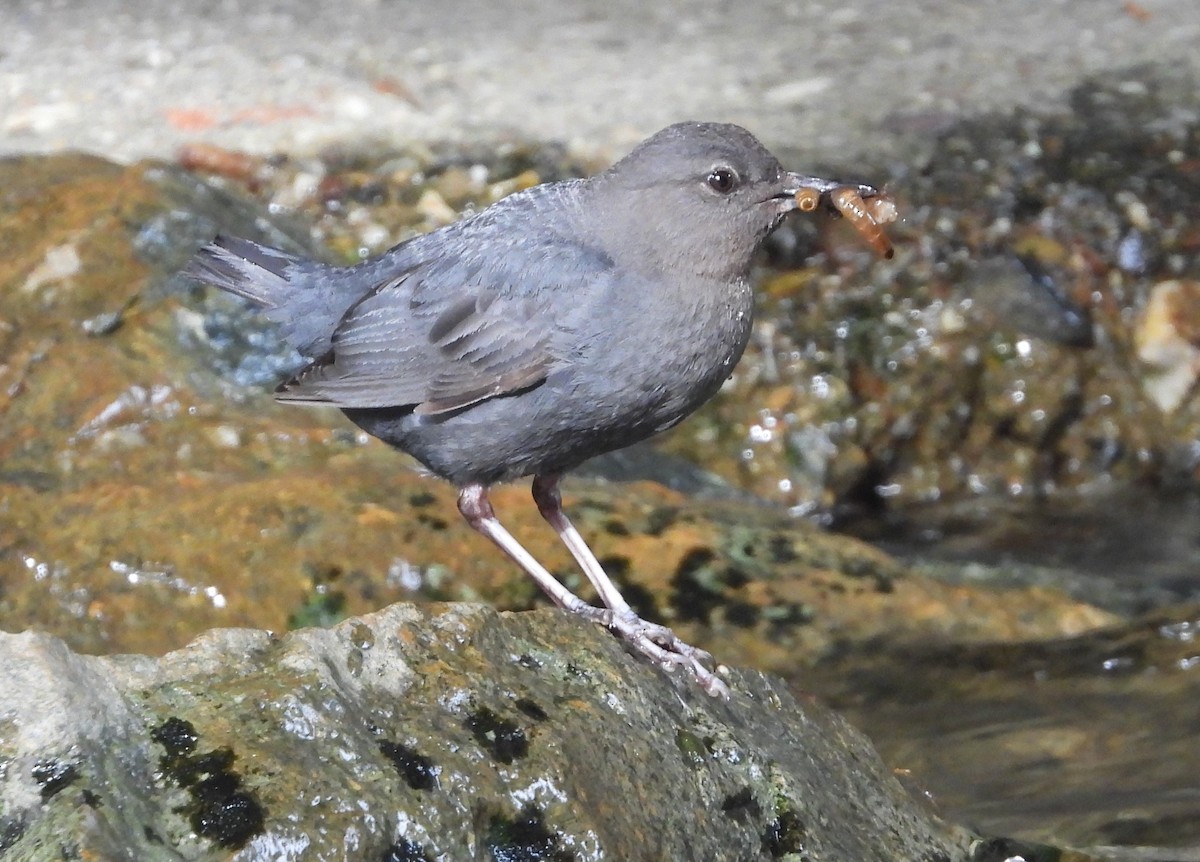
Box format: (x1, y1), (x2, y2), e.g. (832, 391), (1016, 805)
(183, 121), (878, 698)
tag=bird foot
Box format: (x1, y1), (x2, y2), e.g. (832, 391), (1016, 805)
(606, 610), (730, 699)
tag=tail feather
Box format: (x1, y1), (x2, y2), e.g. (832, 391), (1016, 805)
(182, 235), (303, 307)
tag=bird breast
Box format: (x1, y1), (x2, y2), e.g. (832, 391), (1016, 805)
(567, 274), (755, 435)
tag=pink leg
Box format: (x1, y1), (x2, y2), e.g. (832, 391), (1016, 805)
(458, 485), (608, 623)
(531, 474), (730, 699)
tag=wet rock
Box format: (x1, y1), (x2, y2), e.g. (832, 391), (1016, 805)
(1135, 279), (1200, 413)
(0, 603), (975, 861)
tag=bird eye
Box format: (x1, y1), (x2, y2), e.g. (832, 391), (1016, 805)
(706, 167), (739, 194)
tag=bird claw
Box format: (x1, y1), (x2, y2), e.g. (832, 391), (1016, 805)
(558, 600), (729, 696)
(607, 610), (731, 699)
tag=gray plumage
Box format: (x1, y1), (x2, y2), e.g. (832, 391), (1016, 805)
(183, 121), (851, 697)
(184, 122), (806, 485)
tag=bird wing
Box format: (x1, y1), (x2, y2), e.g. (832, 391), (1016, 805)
(275, 247), (588, 414)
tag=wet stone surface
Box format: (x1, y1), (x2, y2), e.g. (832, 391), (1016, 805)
(0, 604), (975, 861)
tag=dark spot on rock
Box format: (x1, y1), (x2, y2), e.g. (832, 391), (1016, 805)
(721, 786), (761, 821)
(596, 555), (631, 580)
(0, 816), (26, 851)
(517, 653), (542, 670)
(724, 601), (761, 628)
(578, 498), (615, 514)
(842, 558), (882, 580)
(144, 825), (163, 844)
(82, 789), (102, 808)
(154, 725), (265, 850)
(514, 698), (548, 722)
(768, 534), (798, 564)
(415, 512), (448, 531)
(31, 759), (78, 801)
(170, 748), (236, 787)
(643, 506), (679, 536)
(485, 805), (575, 862)
(874, 574), (895, 594)
(676, 547), (716, 576)
(615, 580), (664, 624)
(602, 519), (630, 536)
(671, 548), (723, 623)
(192, 789), (264, 849)
(383, 838), (434, 862)
(764, 603), (815, 633)
(721, 566), (751, 589)
(465, 706), (528, 764)
(762, 807), (806, 858)
(379, 740), (437, 791)
(408, 491), (436, 508)
(194, 770), (242, 804)
(151, 717), (199, 758)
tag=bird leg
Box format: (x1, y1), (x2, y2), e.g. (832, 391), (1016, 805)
(458, 484), (609, 623)
(531, 474), (730, 699)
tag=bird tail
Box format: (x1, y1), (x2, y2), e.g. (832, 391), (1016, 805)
(182, 235), (303, 308)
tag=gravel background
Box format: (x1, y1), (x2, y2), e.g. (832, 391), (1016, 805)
(3, 0), (1199, 164)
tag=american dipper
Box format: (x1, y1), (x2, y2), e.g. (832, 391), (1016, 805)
(184, 122), (881, 698)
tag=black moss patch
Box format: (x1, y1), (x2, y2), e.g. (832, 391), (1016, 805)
(378, 740), (437, 791)
(31, 759), (79, 801)
(192, 788), (264, 849)
(764, 602), (816, 634)
(613, 579), (664, 624)
(767, 534), (798, 564)
(408, 491), (437, 508)
(670, 547), (723, 623)
(485, 805), (575, 862)
(415, 512), (449, 531)
(151, 716), (199, 757)
(465, 706), (528, 764)
(152, 718), (265, 850)
(595, 554), (631, 581)
(720, 786), (761, 822)
(169, 747), (236, 788)
(602, 519), (630, 536)
(513, 698), (548, 722)
(762, 807), (807, 858)
(724, 600), (761, 628)
(383, 838), (434, 861)
(643, 506), (679, 537)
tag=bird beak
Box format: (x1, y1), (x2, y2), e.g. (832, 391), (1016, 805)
(776, 172), (881, 213)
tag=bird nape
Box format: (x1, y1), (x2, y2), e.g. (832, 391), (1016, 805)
(181, 121), (894, 699)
